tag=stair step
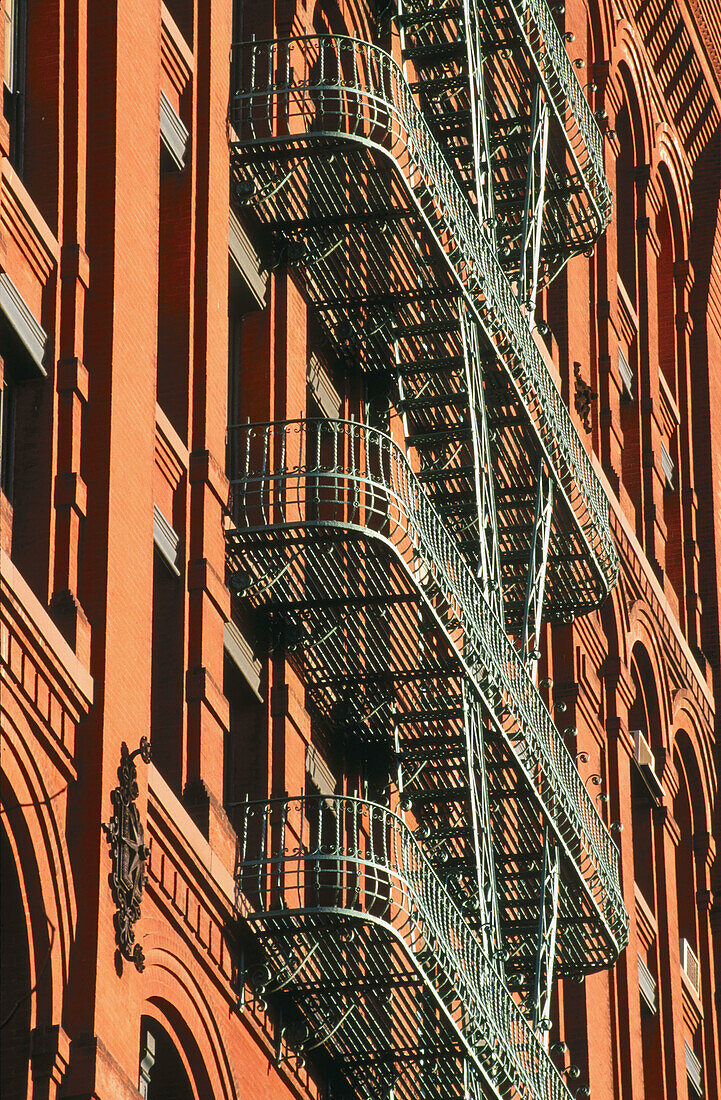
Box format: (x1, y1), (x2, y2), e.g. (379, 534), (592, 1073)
(397, 355), (465, 375)
(398, 392), (468, 412)
(403, 41), (467, 63)
(418, 464), (476, 482)
(409, 74), (468, 95)
(406, 426), (471, 446)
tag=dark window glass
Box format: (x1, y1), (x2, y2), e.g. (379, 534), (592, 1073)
(3, 0), (26, 170)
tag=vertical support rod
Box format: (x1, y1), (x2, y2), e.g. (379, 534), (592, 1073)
(519, 82), (550, 320)
(532, 825), (560, 1040)
(462, 687), (503, 956)
(462, 0), (497, 234)
(460, 303), (504, 624)
(522, 458), (553, 670)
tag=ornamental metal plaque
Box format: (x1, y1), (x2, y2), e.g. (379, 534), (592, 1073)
(102, 738), (152, 973)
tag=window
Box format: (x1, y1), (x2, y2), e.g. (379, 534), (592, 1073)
(618, 346), (634, 398)
(637, 953), (657, 1014)
(615, 104), (637, 305)
(0, 363), (15, 499)
(0, 274), (48, 554)
(628, 661), (658, 908)
(138, 1017), (193, 1100)
(686, 1040), (704, 1098)
(150, 545), (185, 793)
(223, 640), (266, 819)
(0, 825), (32, 1100)
(3, 0), (26, 169)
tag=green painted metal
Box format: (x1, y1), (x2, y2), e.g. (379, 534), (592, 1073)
(229, 34), (618, 620)
(225, 418), (628, 971)
(397, 0), (612, 288)
(518, 84), (550, 318)
(227, 16), (624, 1097)
(235, 795), (579, 1100)
(531, 828), (560, 1036)
(396, 0), (497, 235)
(521, 460), (554, 669)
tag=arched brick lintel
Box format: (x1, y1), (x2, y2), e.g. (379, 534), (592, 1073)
(141, 928), (239, 1100)
(0, 707), (76, 1028)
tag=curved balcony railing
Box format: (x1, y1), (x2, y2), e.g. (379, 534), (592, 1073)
(236, 795), (577, 1100)
(230, 35), (618, 599)
(226, 419), (628, 960)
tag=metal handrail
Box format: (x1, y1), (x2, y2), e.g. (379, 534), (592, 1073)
(500, 0), (612, 227)
(227, 418), (628, 949)
(229, 35), (618, 593)
(236, 794), (577, 1100)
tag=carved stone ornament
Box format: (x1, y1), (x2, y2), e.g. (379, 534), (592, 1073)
(102, 738), (152, 973)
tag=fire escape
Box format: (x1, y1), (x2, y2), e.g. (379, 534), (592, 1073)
(227, 9), (628, 1100)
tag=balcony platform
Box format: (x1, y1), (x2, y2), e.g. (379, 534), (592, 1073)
(235, 795), (578, 1100)
(226, 419), (629, 977)
(229, 35), (618, 625)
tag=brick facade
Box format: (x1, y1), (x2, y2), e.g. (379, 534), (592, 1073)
(1, 1), (719, 1099)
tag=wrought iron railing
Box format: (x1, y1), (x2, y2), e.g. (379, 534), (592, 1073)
(227, 419), (628, 955)
(229, 35), (618, 596)
(397, 0), (611, 280)
(236, 795), (577, 1100)
(498, 0), (611, 226)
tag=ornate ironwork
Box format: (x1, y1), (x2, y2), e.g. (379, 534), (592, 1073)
(229, 34), (619, 619)
(574, 363), (597, 433)
(235, 796), (578, 1100)
(102, 738), (152, 972)
(226, 418), (629, 971)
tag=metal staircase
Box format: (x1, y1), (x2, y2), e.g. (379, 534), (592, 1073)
(227, 14), (627, 1099)
(229, 35), (617, 622)
(397, 0), (612, 301)
(235, 796), (581, 1100)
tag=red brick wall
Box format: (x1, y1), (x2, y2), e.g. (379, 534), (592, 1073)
(1, 1), (719, 1098)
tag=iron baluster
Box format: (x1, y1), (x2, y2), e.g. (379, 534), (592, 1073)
(463, 0), (497, 232)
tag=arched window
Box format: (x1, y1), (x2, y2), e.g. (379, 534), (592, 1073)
(627, 647), (666, 1096)
(615, 103), (637, 305)
(0, 823), (32, 1099)
(628, 645), (663, 911)
(139, 1016), (195, 1100)
(615, 97), (643, 537)
(655, 197), (684, 615)
(629, 664), (654, 908)
(672, 736), (706, 969)
(673, 747), (697, 953)
(672, 738), (707, 1098)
